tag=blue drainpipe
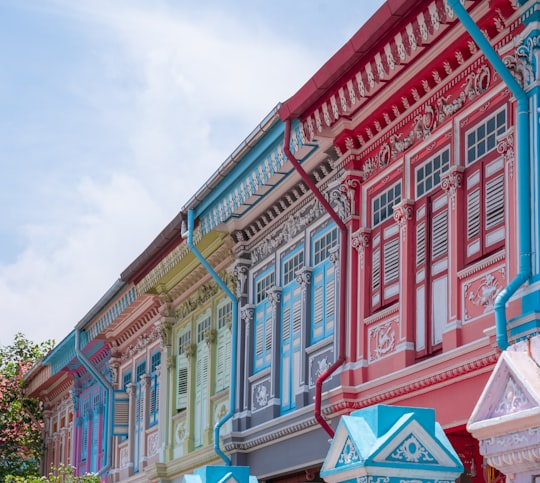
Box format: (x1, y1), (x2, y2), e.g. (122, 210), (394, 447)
(184, 209), (237, 466)
(448, 0), (532, 350)
(74, 328), (113, 476)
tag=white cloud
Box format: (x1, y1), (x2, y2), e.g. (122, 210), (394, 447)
(0, 0), (384, 347)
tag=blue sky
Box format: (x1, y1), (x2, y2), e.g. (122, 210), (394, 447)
(0, 0), (385, 346)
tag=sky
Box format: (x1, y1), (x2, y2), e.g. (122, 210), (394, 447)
(0, 0), (386, 347)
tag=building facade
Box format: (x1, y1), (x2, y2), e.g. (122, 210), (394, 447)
(26, 0), (540, 482)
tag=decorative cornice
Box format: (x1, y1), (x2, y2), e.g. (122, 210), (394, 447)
(136, 226), (202, 295)
(457, 250), (505, 279)
(249, 199), (326, 264)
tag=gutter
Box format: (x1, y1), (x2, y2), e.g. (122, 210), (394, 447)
(74, 328), (114, 477)
(283, 119), (348, 438)
(73, 280), (126, 477)
(448, 0), (531, 350)
(183, 209), (238, 466)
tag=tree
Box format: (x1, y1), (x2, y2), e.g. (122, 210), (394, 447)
(6, 464), (100, 482)
(0, 333), (55, 480)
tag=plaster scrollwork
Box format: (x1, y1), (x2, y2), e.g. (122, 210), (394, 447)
(329, 177), (360, 221)
(267, 287), (282, 308)
(148, 432), (160, 456)
(441, 166), (464, 210)
(393, 199), (415, 241)
(240, 305), (254, 324)
(493, 376), (534, 417)
(358, 64), (491, 182)
(464, 271), (503, 318)
(158, 319), (174, 349)
(352, 228), (371, 269)
(513, 34), (539, 87)
(369, 320), (397, 362)
(497, 129), (515, 178)
(351, 228), (371, 252)
(251, 200), (326, 264)
(329, 245), (340, 269)
(230, 263), (250, 297)
(296, 268), (312, 294)
(120, 447), (129, 468)
(176, 281), (219, 319)
(204, 329), (217, 345)
(255, 383), (269, 408)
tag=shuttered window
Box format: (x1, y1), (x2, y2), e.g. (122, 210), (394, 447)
(176, 330), (191, 410)
(215, 300), (232, 392)
(254, 267), (275, 372)
(464, 107), (506, 264)
(415, 189), (449, 357)
(281, 246), (304, 414)
(311, 224), (338, 343)
(194, 315), (210, 447)
(149, 352), (160, 427)
(370, 182), (401, 312)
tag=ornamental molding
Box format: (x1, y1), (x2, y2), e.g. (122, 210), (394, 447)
(249, 199), (326, 264)
(441, 165), (465, 210)
(121, 325), (161, 361)
(351, 228), (371, 251)
(497, 128), (515, 178)
(296, 267), (313, 292)
(175, 275), (232, 320)
(328, 177), (361, 221)
(233, 160), (334, 245)
(355, 63), (493, 182)
(364, 302), (400, 326)
(327, 352), (498, 415)
(240, 305), (255, 323)
(136, 226), (202, 295)
(267, 287), (282, 307)
(229, 262), (250, 297)
(457, 250), (505, 279)
(393, 199), (415, 227)
(224, 415), (318, 451)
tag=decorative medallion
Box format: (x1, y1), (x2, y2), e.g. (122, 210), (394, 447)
(388, 434), (436, 463)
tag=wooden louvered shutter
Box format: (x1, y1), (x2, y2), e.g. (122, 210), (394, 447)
(176, 355), (188, 410)
(112, 390), (129, 436)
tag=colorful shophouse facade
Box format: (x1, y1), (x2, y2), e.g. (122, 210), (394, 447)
(25, 0), (540, 481)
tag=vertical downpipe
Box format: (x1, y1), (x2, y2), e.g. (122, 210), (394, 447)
(283, 119), (348, 438)
(448, 0), (531, 350)
(184, 209), (238, 465)
(74, 329), (113, 477)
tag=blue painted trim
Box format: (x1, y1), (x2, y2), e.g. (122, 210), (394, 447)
(186, 209), (237, 466)
(75, 329), (113, 476)
(192, 121), (284, 220)
(448, 0), (531, 350)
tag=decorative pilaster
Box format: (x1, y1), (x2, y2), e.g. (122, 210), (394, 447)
(393, 199), (416, 367)
(126, 382), (136, 467)
(240, 305), (255, 415)
(352, 228), (371, 269)
(497, 128), (515, 178)
(230, 259), (251, 298)
(441, 165), (464, 210)
(329, 177), (361, 222)
(296, 267), (312, 403)
(267, 287), (282, 413)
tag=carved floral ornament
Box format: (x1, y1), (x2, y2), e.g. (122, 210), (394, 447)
(354, 63), (493, 182)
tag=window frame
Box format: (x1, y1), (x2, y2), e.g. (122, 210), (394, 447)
(463, 106), (507, 265)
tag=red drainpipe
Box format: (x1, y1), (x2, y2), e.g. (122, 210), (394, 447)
(283, 119), (347, 438)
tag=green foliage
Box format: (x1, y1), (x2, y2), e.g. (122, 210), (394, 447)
(0, 333), (55, 480)
(6, 464), (100, 482)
